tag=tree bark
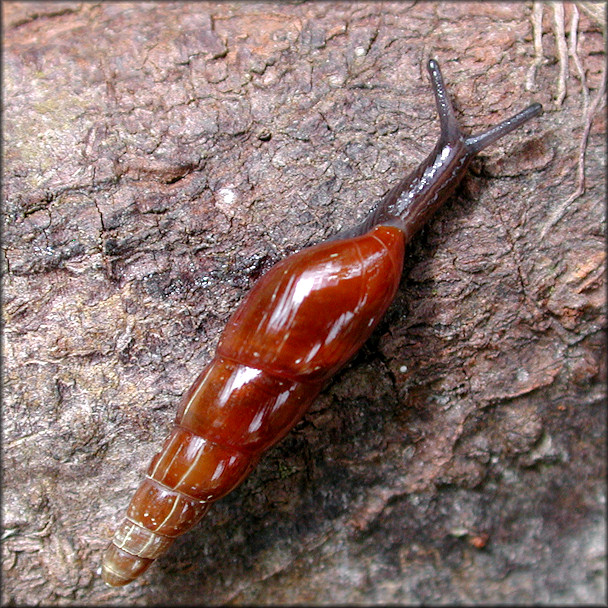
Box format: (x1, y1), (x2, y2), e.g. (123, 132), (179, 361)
(3, 1), (605, 604)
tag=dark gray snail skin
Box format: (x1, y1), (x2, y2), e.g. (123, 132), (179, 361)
(338, 58), (542, 242)
(101, 59), (541, 587)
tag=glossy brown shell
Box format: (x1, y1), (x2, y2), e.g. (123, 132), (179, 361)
(101, 225), (405, 586)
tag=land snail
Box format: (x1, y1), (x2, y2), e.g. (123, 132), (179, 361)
(101, 59), (542, 586)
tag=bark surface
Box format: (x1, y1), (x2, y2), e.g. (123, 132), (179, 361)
(3, 2), (605, 604)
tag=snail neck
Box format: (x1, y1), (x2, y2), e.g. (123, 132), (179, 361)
(348, 138), (472, 242)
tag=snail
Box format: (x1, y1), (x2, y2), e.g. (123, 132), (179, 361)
(101, 59), (541, 586)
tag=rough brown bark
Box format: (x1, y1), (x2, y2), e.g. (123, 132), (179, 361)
(3, 2), (605, 605)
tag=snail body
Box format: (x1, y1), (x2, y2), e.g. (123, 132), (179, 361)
(102, 60), (541, 586)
